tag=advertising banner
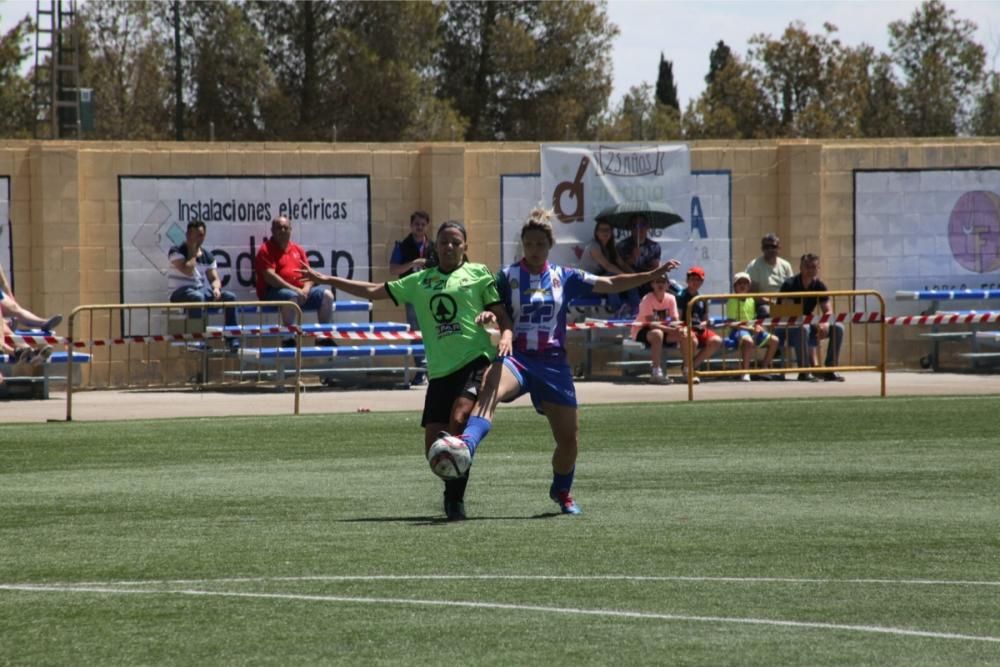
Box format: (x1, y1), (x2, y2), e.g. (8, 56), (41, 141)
(120, 175), (370, 330)
(854, 169), (1000, 314)
(542, 143), (692, 226)
(502, 156), (732, 295)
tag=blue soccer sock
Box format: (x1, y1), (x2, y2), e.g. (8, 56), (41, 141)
(460, 416), (492, 457)
(551, 467), (575, 494)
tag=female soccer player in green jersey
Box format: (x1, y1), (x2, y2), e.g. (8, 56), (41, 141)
(300, 221), (513, 522)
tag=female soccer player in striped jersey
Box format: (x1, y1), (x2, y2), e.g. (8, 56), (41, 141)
(300, 221), (514, 522)
(459, 208), (679, 514)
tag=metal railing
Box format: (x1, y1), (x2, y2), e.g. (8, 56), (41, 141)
(682, 290), (887, 401)
(65, 300), (304, 421)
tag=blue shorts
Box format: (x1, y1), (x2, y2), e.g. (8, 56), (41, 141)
(727, 328), (772, 349)
(502, 351), (577, 415)
(264, 285), (330, 310)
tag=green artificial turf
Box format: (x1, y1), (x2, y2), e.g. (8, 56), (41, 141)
(1, 396), (998, 665)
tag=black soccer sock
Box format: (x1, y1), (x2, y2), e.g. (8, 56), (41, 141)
(444, 470), (471, 502)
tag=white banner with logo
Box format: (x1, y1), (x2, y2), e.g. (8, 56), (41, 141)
(542, 143), (692, 228)
(854, 169), (1000, 314)
(502, 149), (732, 295)
(120, 176), (370, 331)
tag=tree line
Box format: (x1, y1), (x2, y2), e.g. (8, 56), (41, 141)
(0, 0), (996, 141)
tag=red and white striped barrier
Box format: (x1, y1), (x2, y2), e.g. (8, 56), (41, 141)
(4, 333), (67, 346)
(3, 328), (424, 348)
(883, 312), (1000, 326)
(6, 311), (1000, 349)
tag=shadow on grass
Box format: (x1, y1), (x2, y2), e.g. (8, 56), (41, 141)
(336, 511), (564, 525)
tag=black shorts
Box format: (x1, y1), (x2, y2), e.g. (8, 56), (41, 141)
(635, 326), (678, 350)
(421, 355), (491, 427)
(635, 327), (654, 348)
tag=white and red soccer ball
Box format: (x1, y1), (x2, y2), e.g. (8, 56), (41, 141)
(427, 435), (472, 480)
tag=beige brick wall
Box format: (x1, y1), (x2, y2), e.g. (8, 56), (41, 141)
(2, 137), (999, 370)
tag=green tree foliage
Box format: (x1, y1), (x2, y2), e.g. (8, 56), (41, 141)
(437, 0), (617, 140)
(889, 0), (985, 136)
(2, 0), (617, 143)
(159, 1), (275, 141)
(249, 0), (451, 141)
(971, 71), (1000, 136)
(748, 22), (871, 137)
(683, 49), (776, 139)
(0, 15), (34, 138)
(859, 52), (906, 137)
(247, 0), (340, 140)
(705, 40), (732, 86)
(323, 1), (446, 141)
(597, 83), (679, 140)
(78, 1), (172, 139)
(655, 53), (679, 110)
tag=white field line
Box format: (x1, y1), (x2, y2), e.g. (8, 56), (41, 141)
(19, 574), (1000, 588)
(1, 584), (997, 644)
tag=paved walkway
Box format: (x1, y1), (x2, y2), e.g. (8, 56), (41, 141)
(3, 371), (998, 423)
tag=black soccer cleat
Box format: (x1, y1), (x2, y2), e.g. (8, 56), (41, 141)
(442, 469), (469, 522)
(443, 499), (466, 522)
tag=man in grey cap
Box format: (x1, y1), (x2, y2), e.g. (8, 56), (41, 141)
(745, 233), (793, 317)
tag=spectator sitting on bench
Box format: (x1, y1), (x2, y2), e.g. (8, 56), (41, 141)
(615, 214), (662, 314)
(675, 266), (722, 384)
(631, 273), (687, 385)
(167, 220), (239, 351)
(745, 233), (793, 317)
(0, 262), (62, 332)
(581, 220), (639, 316)
(255, 215), (335, 344)
(726, 272), (778, 382)
(779, 253), (845, 382)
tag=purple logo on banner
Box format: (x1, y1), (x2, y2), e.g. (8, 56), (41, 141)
(948, 190), (1000, 273)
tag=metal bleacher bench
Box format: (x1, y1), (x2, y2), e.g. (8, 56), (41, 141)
(190, 301), (426, 388)
(895, 289), (1000, 371)
(605, 317), (737, 378)
(569, 292), (745, 380)
(167, 301), (374, 333)
(0, 347), (92, 400)
(231, 343), (425, 387)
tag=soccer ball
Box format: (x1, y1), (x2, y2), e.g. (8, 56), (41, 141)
(427, 434), (472, 480)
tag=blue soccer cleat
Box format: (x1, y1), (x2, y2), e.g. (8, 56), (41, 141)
(550, 488), (581, 515)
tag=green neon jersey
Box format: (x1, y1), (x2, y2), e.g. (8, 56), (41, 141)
(386, 262), (502, 379)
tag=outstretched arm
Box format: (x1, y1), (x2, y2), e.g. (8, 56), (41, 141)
(299, 263), (389, 301)
(474, 304), (515, 358)
(592, 259), (680, 294)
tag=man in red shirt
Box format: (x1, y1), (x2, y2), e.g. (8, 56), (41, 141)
(254, 215), (334, 327)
